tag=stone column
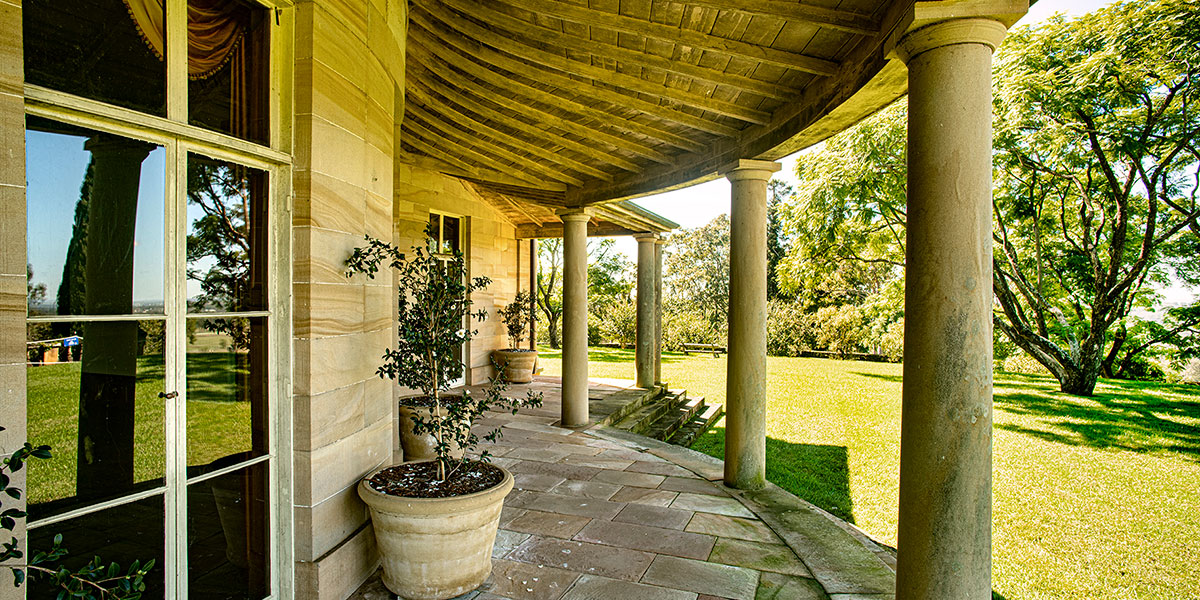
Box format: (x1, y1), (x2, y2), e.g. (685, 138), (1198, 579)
(721, 159), (780, 490)
(634, 234), (658, 388)
(559, 210), (591, 427)
(654, 238), (664, 385)
(891, 15), (1010, 600)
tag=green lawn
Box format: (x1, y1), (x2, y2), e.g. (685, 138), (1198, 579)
(536, 345), (1200, 600)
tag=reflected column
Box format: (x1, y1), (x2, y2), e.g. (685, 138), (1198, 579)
(77, 135), (153, 498)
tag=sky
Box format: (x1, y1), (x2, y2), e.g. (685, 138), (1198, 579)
(611, 0), (1200, 308)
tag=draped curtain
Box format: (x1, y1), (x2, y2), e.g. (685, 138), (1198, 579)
(122, 0), (250, 80)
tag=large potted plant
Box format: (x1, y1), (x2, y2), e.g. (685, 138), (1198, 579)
(345, 232), (541, 600)
(491, 290), (538, 383)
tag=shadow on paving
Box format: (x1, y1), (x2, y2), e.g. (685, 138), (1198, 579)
(690, 427), (856, 524)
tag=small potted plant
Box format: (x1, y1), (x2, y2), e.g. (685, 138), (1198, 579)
(491, 290), (538, 383)
(345, 231), (542, 600)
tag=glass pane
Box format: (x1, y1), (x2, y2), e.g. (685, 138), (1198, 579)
(188, 462), (270, 599)
(28, 496), (165, 600)
(186, 317), (268, 471)
(26, 320), (167, 521)
(26, 117), (166, 317)
(24, 0), (166, 116)
(188, 0), (270, 144)
(187, 154), (268, 313)
(428, 213), (441, 247)
(443, 216), (461, 254)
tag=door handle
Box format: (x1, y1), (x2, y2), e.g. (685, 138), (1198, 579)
(158, 391), (179, 400)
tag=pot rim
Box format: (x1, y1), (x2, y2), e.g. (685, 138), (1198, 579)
(358, 461), (514, 507)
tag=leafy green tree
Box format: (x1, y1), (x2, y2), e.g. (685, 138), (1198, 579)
(535, 237), (634, 349)
(535, 238), (564, 348)
(778, 101), (906, 309)
(767, 179), (794, 301)
(991, 0), (1200, 394)
(664, 214), (730, 336)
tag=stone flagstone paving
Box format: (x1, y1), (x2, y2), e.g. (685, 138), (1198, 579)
(350, 377), (895, 600)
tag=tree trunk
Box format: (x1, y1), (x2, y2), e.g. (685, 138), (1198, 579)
(1100, 323), (1126, 378)
(547, 314), (561, 349)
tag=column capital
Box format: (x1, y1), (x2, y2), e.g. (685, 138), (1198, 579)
(633, 232), (660, 244)
(719, 159), (782, 182)
(885, 0), (1025, 63)
(557, 208), (593, 223)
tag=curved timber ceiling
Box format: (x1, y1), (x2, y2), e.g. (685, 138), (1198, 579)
(400, 0), (916, 211)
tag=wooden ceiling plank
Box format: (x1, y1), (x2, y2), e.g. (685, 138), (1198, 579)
(412, 66), (644, 173)
(450, 0), (795, 102)
(408, 83), (612, 182)
(407, 33), (679, 165)
(406, 103), (586, 186)
(418, 0), (770, 125)
(405, 117), (551, 187)
(411, 7), (734, 142)
(400, 138), (564, 192)
(502, 0), (840, 76)
(408, 38), (675, 166)
(681, 0), (880, 37)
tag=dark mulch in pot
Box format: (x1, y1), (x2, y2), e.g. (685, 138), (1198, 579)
(498, 348), (536, 353)
(367, 461), (505, 498)
(399, 394), (463, 409)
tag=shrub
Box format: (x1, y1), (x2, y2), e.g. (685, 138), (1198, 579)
(880, 318), (904, 362)
(766, 299), (809, 357)
(663, 311), (720, 352)
(814, 305), (868, 356)
(601, 301), (638, 349)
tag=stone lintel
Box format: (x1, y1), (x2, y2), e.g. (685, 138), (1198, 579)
(719, 159), (782, 182)
(885, 0), (1027, 60)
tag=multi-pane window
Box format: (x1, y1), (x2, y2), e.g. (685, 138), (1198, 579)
(22, 1), (284, 598)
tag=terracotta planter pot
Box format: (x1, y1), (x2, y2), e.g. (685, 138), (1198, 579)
(358, 464), (514, 600)
(398, 399), (465, 462)
(491, 349), (538, 383)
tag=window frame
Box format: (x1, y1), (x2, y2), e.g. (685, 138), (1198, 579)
(21, 1), (295, 598)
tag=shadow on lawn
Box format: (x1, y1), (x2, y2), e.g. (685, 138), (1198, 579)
(690, 427), (855, 524)
(537, 346), (690, 365)
(851, 371), (903, 384)
(993, 373), (1200, 459)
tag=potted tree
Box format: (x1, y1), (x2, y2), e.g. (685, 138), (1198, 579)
(491, 290), (538, 383)
(345, 232), (541, 600)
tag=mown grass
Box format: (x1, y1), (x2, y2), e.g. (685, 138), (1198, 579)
(536, 345), (1200, 600)
(25, 354), (254, 504)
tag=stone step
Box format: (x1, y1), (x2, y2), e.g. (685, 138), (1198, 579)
(668, 403), (723, 448)
(651, 395), (705, 441)
(613, 390), (686, 435)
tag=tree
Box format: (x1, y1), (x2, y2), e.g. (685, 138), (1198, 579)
(767, 179), (794, 301)
(664, 214), (730, 336)
(535, 237), (634, 349)
(778, 101), (907, 309)
(991, 0), (1200, 394)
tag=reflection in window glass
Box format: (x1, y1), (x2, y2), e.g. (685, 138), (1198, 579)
(188, 0), (271, 144)
(186, 317), (268, 471)
(187, 154), (267, 313)
(24, 0), (167, 116)
(443, 216), (461, 254)
(26, 322), (167, 522)
(26, 117), (166, 317)
(28, 495), (165, 600)
(187, 462), (270, 599)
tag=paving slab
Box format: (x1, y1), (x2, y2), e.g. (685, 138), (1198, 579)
(685, 513), (781, 544)
(574, 520), (716, 560)
(488, 558), (580, 600)
(626, 461), (698, 477)
(658, 476), (730, 497)
(506, 510), (593, 539)
(560, 455), (638, 470)
(609, 486), (679, 507)
(507, 447), (575, 463)
(755, 572), (828, 600)
(671, 493), (756, 518)
(640, 555), (760, 600)
(709, 538), (813, 577)
(560, 575), (699, 600)
(613, 503), (695, 530)
(509, 536), (655, 582)
(494, 529), (533, 559)
(515, 473), (569, 492)
(507, 459), (603, 482)
(507, 491), (625, 520)
(592, 469), (667, 489)
(549, 479), (623, 500)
